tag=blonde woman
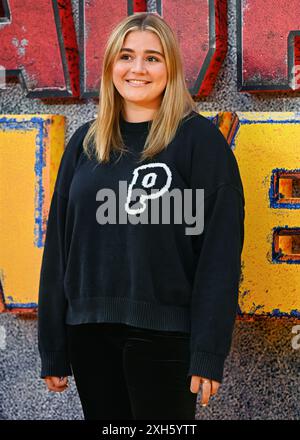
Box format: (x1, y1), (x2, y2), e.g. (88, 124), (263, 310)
(38, 12), (245, 420)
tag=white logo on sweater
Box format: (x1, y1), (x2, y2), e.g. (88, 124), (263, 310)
(125, 163), (172, 215)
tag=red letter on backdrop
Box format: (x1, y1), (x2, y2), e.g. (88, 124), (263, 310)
(237, 0), (300, 92)
(156, 0), (227, 97)
(0, 0), (228, 98)
(80, 0), (146, 98)
(0, 0), (79, 98)
(81, 0), (227, 98)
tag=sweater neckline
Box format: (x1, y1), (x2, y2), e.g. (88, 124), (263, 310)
(119, 113), (152, 133)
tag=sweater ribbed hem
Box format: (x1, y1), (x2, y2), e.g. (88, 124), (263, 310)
(40, 351), (73, 379)
(187, 350), (226, 383)
(66, 296), (191, 332)
(65, 297), (227, 383)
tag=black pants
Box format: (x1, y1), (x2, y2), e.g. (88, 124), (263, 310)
(66, 322), (197, 420)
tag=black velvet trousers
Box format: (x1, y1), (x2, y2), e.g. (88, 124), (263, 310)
(66, 322), (197, 420)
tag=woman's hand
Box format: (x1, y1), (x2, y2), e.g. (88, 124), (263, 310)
(190, 375), (221, 406)
(44, 376), (69, 392)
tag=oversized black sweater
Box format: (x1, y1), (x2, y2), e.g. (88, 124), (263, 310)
(37, 110), (245, 383)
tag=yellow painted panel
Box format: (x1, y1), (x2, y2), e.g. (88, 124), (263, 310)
(0, 115), (65, 311)
(200, 111), (300, 317)
(1, 112), (299, 317)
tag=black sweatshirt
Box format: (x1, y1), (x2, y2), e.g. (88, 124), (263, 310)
(37, 110), (245, 383)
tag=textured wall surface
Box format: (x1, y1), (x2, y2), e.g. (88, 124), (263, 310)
(0, 0), (300, 420)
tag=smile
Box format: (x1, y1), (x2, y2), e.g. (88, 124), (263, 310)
(126, 80), (151, 87)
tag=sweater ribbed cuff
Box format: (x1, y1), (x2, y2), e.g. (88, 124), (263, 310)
(40, 351), (73, 379)
(187, 351), (226, 383)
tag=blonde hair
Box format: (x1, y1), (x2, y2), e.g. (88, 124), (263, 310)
(83, 12), (196, 164)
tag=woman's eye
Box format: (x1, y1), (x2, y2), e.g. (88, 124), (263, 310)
(120, 54), (159, 62)
(147, 56), (159, 62)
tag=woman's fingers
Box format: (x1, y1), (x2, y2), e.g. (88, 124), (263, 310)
(200, 378), (211, 406)
(44, 376), (69, 392)
(46, 381), (68, 392)
(201, 378), (221, 405)
(190, 376), (221, 406)
(190, 375), (201, 393)
(211, 380), (220, 396)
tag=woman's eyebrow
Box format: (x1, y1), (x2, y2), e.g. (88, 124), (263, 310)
(120, 47), (165, 58)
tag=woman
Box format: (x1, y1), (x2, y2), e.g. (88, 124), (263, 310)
(38, 12), (245, 420)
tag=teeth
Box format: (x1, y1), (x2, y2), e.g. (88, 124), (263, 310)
(127, 80), (149, 84)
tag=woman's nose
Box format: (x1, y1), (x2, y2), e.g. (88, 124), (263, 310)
(131, 57), (147, 73)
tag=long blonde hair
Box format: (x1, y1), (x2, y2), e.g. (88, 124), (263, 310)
(83, 12), (196, 164)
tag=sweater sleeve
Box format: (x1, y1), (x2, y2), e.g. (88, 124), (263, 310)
(38, 190), (72, 378)
(37, 120), (93, 379)
(187, 121), (245, 383)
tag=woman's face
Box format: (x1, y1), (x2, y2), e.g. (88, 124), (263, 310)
(112, 30), (168, 116)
